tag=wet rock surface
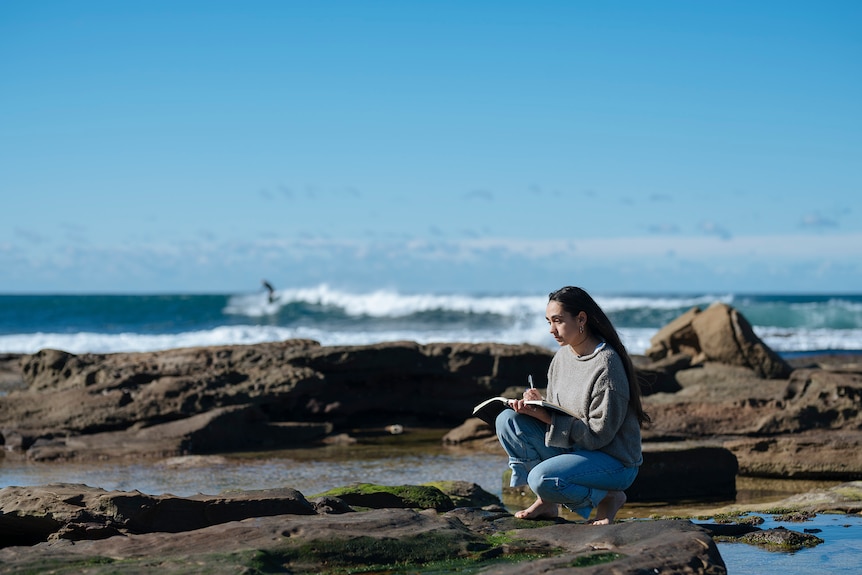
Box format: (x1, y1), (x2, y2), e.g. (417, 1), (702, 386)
(0, 482), (726, 574)
(3, 480), (858, 574)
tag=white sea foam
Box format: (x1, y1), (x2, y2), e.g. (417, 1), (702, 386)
(2, 324), (860, 357)
(0, 324), (551, 355)
(0, 327), (298, 355)
(755, 327), (862, 353)
(225, 284), (545, 318)
(224, 284), (733, 319)
(595, 294), (734, 312)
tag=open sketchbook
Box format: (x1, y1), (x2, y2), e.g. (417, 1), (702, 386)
(471, 396), (576, 426)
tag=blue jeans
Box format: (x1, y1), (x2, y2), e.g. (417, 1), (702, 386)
(495, 409), (639, 519)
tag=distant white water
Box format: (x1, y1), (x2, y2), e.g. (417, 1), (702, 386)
(1, 286), (861, 355)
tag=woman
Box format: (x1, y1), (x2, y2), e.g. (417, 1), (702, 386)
(496, 286), (649, 523)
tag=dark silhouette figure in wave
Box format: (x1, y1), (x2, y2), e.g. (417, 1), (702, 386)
(261, 280), (276, 304)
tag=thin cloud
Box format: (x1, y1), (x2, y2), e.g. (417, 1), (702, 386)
(799, 212), (838, 229)
(7, 231), (862, 293)
(458, 232), (859, 262)
(647, 223), (680, 234)
(464, 189), (494, 201)
(528, 184), (563, 198)
(269, 184), (360, 200)
(699, 220), (732, 240)
(13, 227), (48, 244)
(60, 222), (88, 243)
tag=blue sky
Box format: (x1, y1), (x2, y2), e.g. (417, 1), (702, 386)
(1, 1), (860, 295)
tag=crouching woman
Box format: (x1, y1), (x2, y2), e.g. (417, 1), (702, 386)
(497, 286), (650, 523)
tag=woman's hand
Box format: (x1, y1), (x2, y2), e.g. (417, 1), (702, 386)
(510, 395), (551, 424)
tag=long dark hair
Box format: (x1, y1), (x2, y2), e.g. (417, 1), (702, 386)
(548, 286), (651, 426)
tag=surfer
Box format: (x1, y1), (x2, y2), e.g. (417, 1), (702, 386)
(261, 280), (276, 303)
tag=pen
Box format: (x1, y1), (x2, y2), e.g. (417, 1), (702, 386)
(528, 375), (534, 389)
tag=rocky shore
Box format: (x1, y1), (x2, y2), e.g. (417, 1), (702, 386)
(1, 301), (861, 573)
(2, 478), (859, 574)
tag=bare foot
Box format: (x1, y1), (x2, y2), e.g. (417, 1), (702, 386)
(514, 497), (559, 520)
(590, 490), (626, 525)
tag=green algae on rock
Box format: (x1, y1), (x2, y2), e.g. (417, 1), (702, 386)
(313, 482), (455, 511)
(421, 479), (503, 508)
(738, 527), (824, 551)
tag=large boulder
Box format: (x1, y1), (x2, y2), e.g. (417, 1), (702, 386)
(646, 302), (792, 379)
(644, 306), (702, 359)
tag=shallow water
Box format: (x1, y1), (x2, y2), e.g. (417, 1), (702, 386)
(710, 513), (862, 574)
(0, 432), (506, 499)
(1, 439), (859, 574)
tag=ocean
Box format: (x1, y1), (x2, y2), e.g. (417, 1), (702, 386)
(1, 285), (861, 356)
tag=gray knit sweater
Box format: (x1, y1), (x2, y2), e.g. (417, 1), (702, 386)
(544, 343), (643, 467)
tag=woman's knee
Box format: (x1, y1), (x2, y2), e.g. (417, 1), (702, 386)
(494, 408), (518, 434)
(527, 466), (558, 498)
(528, 472), (583, 504)
(529, 473), (594, 509)
(526, 470), (548, 498)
